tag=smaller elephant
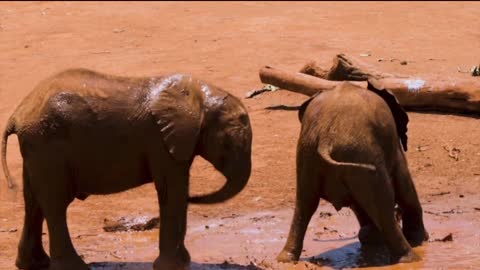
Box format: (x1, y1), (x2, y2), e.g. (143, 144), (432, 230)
(2, 69), (252, 270)
(277, 81), (428, 264)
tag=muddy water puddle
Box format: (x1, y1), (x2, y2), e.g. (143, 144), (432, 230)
(71, 202), (480, 270)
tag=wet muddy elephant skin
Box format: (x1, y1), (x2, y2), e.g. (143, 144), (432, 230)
(1, 68), (252, 270)
(277, 82), (428, 264)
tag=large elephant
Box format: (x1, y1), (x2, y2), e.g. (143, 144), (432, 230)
(1, 69), (252, 270)
(277, 81), (428, 264)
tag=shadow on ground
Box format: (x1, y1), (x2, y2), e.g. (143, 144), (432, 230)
(264, 104), (302, 111)
(303, 242), (394, 269)
(90, 261), (262, 270)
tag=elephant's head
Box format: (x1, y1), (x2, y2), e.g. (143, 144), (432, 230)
(190, 83), (252, 204)
(151, 74), (252, 204)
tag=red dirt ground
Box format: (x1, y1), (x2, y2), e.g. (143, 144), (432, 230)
(1, 2), (479, 269)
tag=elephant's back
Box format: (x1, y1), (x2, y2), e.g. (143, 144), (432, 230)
(307, 83), (396, 131)
(11, 68), (153, 136)
(303, 83), (399, 163)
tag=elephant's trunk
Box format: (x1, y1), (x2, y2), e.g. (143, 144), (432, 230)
(188, 160), (251, 204)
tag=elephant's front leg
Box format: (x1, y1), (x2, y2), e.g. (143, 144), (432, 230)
(277, 160), (321, 263)
(154, 169), (191, 270)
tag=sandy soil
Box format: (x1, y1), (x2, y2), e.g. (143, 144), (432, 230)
(0, 2), (479, 269)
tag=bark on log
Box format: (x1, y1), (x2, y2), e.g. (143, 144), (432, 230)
(369, 77), (480, 114)
(260, 66), (480, 115)
(299, 53), (406, 81)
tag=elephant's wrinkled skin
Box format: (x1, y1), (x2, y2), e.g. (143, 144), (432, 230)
(277, 82), (428, 264)
(1, 69), (252, 270)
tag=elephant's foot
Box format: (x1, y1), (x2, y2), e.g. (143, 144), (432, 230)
(403, 227), (429, 247)
(15, 248), (50, 270)
(153, 257), (190, 270)
(395, 250), (421, 264)
(276, 249), (300, 263)
(358, 225), (385, 245)
(154, 247), (191, 270)
(48, 255), (89, 270)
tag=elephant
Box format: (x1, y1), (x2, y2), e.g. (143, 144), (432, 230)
(1, 68), (252, 270)
(277, 81), (428, 264)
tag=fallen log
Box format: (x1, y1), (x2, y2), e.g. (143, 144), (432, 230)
(259, 65), (367, 96)
(259, 66), (480, 115)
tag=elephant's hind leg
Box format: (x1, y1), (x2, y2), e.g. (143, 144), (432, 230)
(28, 159), (89, 270)
(277, 160), (321, 263)
(393, 153), (428, 246)
(348, 167), (420, 264)
(16, 165), (50, 270)
(351, 204), (384, 246)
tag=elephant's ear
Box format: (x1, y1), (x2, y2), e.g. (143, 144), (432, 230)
(149, 75), (204, 161)
(367, 79), (409, 151)
(298, 93), (319, 122)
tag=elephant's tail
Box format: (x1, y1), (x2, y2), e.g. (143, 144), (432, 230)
(318, 145), (376, 172)
(2, 116), (16, 189)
